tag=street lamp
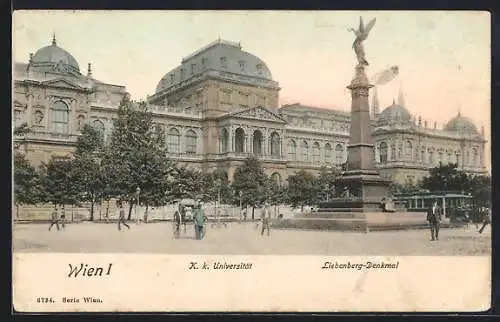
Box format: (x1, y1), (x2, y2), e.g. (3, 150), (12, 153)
(136, 186), (141, 221)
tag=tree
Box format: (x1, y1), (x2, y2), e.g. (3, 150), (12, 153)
(421, 163), (471, 192)
(72, 124), (105, 221)
(13, 152), (41, 217)
(231, 157), (268, 219)
(201, 169), (232, 204)
(286, 170), (317, 210)
(315, 166), (340, 202)
(467, 175), (491, 207)
(107, 98), (176, 220)
(39, 157), (80, 209)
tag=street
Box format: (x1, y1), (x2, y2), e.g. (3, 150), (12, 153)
(13, 222), (491, 255)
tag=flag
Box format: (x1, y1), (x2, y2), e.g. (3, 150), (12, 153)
(372, 66), (399, 85)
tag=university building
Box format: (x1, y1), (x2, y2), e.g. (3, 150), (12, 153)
(13, 36), (488, 185)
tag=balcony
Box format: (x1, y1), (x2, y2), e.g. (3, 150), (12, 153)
(14, 131), (80, 144)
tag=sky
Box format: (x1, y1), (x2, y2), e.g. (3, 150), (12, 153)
(12, 10), (491, 169)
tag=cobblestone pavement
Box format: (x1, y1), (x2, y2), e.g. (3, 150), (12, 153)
(13, 222), (491, 255)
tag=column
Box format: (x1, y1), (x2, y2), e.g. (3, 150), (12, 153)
(442, 196), (446, 218)
(69, 99), (76, 134)
(45, 97), (51, 132)
(264, 129), (269, 156)
(26, 93), (33, 127)
(228, 126), (233, 153)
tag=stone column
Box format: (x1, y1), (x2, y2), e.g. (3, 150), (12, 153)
(26, 93), (33, 127)
(264, 129), (269, 156)
(228, 126), (233, 153)
(69, 99), (76, 134)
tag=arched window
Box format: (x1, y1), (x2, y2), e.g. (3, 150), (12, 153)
(221, 128), (229, 153)
(335, 144), (344, 164)
(428, 149), (434, 165)
(270, 172), (281, 186)
(379, 142), (388, 163)
(270, 132), (280, 157)
(185, 130), (197, 154)
(167, 128), (180, 154)
(52, 101), (69, 134)
(390, 144), (396, 161)
(92, 119), (105, 142)
(288, 140), (297, 161)
(312, 142), (320, 163)
(438, 151), (443, 164)
(447, 152), (452, 164)
(324, 143), (332, 163)
(235, 128), (245, 153)
(301, 141), (309, 162)
(405, 141), (412, 160)
(455, 152), (460, 165)
(472, 148), (478, 165)
(253, 130), (263, 155)
(466, 151), (470, 165)
(421, 149), (426, 164)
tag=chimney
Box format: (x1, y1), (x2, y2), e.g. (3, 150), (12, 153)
(87, 63), (92, 77)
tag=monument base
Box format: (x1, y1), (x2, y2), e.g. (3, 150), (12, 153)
(272, 212), (453, 232)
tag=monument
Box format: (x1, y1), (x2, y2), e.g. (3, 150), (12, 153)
(274, 17), (432, 232)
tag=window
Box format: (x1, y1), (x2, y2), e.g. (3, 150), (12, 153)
(447, 152), (452, 164)
(180, 69), (185, 80)
(438, 152), (443, 164)
(220, 56), (227, 68)
(466, 151), (470, 165)
(390, 144), (396, 161)
(324, 143), (332, 163)
(428, 150), (434, 165)
(270, 132), (280, 157)
(472, 148), (478, 165)
(421, 149), (426, 164)
(256, 64), (263, 75)
(288, 140), (297, 161)
(221, 128), (229, 153)
(405, 141), (412, 160)
(201, 58), (208, 69)
(312, 142), (320, 163)
(335, 144), (344, 164)
(190, 64), (196, 75)
(92, 119), (105, 142)
(52, 101), (69, 134)
(167, 128), (180, 154)
(455, 152), (460, 165)
(253, 130), (263, 155)
(239, 60), (246, 72)
(170, 74), (175, 83)
(185, 130), (197, 154)
(301, 141), (309, 162)
(379, 142), (388, 163)
(235, 128), (245, 153)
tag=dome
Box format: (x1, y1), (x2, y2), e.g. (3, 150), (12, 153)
(377, 100), (412, 125)
(29, 35), (80, 75)
(444, 113), (478, 134)
(155, 39), (274, 93)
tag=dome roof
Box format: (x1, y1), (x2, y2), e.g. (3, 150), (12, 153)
(444, 113), (478, 134)
(377, 100), (412, 125)
(29, 35), (80, 75)
(155, 39), (274, 93)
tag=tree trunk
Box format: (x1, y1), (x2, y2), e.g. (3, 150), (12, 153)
(127, 202), (133, 220)
(144, 204), (149, 223)
(252, 206), (255, 220)
(16, 203), (19, 218)
(99, 201), (102, 221)
(105, 199), (110, 218)
(90, 198), (95, 221)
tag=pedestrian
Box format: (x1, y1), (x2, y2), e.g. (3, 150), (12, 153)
(193, 201), (206, 240)
(117, 202), (130, 231)
(427, 200), (442, 241)
(478, 207), (491, 234)
(60, 206), (66, 230)
(48, 205), (60, 231)
(173, 202), (183, 238)
(261, 202), (271, 236)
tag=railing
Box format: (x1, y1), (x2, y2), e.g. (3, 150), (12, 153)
(14, 131), (80, 142)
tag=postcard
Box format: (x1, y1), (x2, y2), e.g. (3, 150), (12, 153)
(12, 10), (491, 312)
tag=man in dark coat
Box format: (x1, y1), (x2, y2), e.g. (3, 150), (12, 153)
(478, 207), (491, 234)
(193, 202), (206, 240)
(427, 200), (442, 241)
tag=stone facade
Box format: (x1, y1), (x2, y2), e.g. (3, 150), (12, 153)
(13, 37), (488, 185)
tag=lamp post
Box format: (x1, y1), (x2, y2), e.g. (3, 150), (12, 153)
(136, 186), (141, 222)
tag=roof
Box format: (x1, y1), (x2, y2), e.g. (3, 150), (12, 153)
(30, 36), (80, 76)
(155, 39), (273, 93)
(377, 101), (412, 125)
(444, 112), (478, 135)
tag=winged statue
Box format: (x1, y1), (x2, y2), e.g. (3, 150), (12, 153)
(348, 16), (376, 66)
